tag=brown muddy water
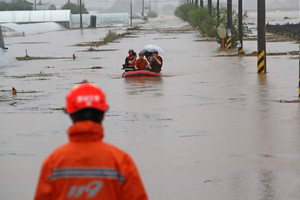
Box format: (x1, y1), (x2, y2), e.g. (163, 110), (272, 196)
(1, 16), (300, 200)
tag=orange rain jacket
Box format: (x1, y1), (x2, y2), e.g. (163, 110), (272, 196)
(134, 58), (149, 70)
(34, 121), (148, 200)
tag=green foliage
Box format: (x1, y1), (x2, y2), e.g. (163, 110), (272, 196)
(175, 4), (195, 21)
(175, 4), (252, 48)
(0, 1), (33, 11)
(103, 30), (118, 44)
(61, 3), (88, 14)
(147, 11), (158, 18)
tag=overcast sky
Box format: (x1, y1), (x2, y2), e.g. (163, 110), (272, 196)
(29, 0), (299, 13)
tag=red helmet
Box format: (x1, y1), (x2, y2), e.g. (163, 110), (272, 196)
(65, 82), (108, 114)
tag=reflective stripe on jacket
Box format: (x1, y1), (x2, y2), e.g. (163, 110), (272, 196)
(34, 121), (148, 200)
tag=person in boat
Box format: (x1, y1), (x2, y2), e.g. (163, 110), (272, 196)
(149, 51), (163, 73)
(134, 52), (151, 70)
(124, 49), (136, 68)
(34, 81), (148, 200)
(126, 51), (137, 69)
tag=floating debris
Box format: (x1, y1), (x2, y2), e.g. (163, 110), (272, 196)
(259, 154), (273, 158)
(91, 66), (103, 69)
(204, 179), (221, 183)
(16, 42), (50, 44)
(50, 107), (65, 111)
(16, 56), (72, 61)
(17, 90), (41, 93)
(75, 41), (106, 47)
(80, 47), (119, 52)
(5, 72), (57, 78)
(74, 31), (133, 47)
(216, 51), (299, 57)
(9, 102), (17, 106)
(274, 99), (300, 103)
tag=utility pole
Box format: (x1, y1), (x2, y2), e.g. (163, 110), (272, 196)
(79, 0), (83, 28)
(130, 1), (133, 27)
(0, 26), (5, 49)
(257, 0), (266, 73)
(200, 0), (203, 7)
(298, 43), (300, 96)
(208, 0), (212, 17)
(142, 0), (144, 17)
(156, 0), (158, 15)
(217, 0), (220, 23)
(227, 0), (232, 49)
(238, 0), (244, 54)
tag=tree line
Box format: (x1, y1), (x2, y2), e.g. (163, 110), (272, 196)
(175, 3), (251, 48)
(0, 1), (88, 14)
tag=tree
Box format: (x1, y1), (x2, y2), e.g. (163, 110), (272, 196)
(61, 2), (88, 14)
(0, 1), (33, 11)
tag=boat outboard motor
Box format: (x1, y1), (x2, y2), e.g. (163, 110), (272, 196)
(0, 26), (6, 49)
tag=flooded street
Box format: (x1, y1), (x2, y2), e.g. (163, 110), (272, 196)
(1, 16), (300, 199)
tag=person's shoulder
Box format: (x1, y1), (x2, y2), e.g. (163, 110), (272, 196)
(47, 143), (71, 159)
(102, 142), (133, 162)
(102, 142), (125, 154)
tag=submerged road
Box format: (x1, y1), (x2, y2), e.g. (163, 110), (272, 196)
(1, 16), (300, 199)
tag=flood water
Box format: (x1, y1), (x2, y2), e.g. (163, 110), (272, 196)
(1, 16), (300, 200)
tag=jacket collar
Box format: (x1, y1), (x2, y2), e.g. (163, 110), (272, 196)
(67, 121), (104, 142)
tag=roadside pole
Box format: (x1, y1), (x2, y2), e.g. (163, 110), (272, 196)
(208, 0), (212, 17)
(298, 44), (300, 96)
(130, 1), (133, 28)
(79, 0), (83, 28)
(227, 0), (232, 50)
(257, 0), (266, 73)
(217, 0), (220, 23)
(200, 0), (203, 7)
(142, 0), (144, 18)
(0, 26), (5, 49)
(238, 0), (244, 54)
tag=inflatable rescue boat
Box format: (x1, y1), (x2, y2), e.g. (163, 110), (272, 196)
(121, 66), (161, 78)
(122, 70), (162, 78)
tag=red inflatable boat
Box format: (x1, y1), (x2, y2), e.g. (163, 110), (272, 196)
(122, 70), (162, 78)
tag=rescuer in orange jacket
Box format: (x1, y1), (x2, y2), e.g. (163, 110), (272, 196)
(134, 52), (151, 70)
(34, 81), (148, 200)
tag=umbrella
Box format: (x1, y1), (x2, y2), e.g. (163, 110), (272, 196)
(142, 44), (164, 55)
